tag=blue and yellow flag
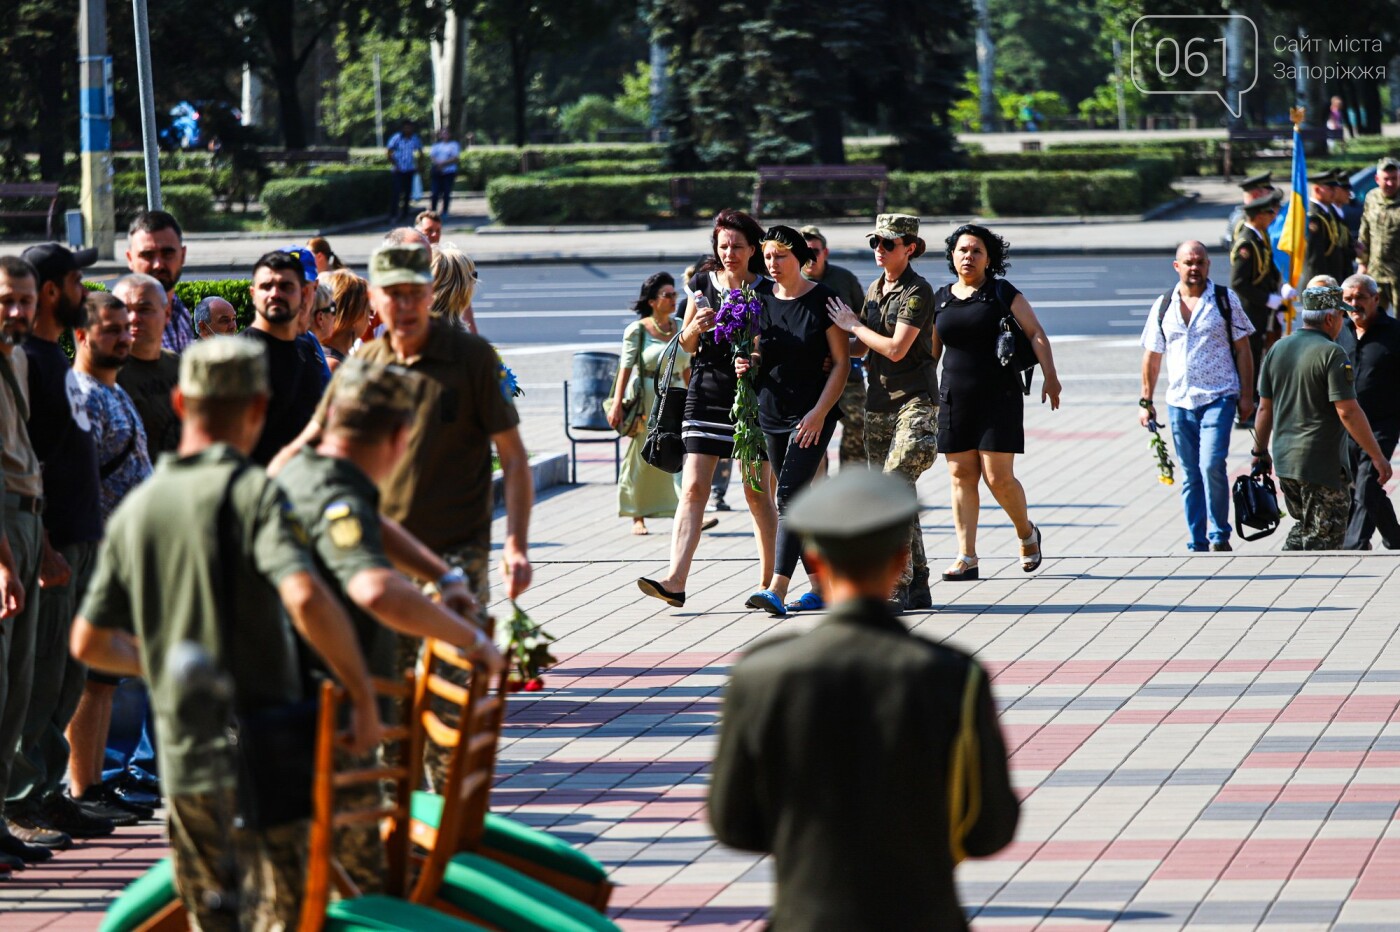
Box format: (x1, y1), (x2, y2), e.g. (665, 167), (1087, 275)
(1273, 118), (1308, 333)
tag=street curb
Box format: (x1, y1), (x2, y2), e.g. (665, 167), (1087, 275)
(492, 452), (570, 511)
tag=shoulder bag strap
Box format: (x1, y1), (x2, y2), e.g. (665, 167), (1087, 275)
(649, 332), (684, 426)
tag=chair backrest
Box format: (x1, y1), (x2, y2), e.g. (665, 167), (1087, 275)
(405, 638), (507, 906)
(299, 673), (417, 932)
(567, 351), (619, 431)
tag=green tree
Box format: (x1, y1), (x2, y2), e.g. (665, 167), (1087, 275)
(320, 29), (434, 145)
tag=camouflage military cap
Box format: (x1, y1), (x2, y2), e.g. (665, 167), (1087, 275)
(1300, 285), (1355, 313)
(798, 224), (827, 247)
(869, 213), (921, 241)
(1238, 171), (1274, 190)
(1378, 157), (1400, 172)
(325, 357), (422, 433)
(368, 244), (432, 288)
(788, 467), (917, 538)
(179, 336), (270, 399)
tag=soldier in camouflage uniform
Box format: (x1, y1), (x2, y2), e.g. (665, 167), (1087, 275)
(1255, 286), (1394, 550)
(826, 214), (939, 609)
(801, 225), (868, 464)
(276, 358), (501, 891)
(71, 339), (382, 931)
(1359, 157), (1400, 313)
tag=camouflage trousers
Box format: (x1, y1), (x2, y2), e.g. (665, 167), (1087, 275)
(866, 398), (939, 587)
(1279, 477), (1350, 551)
(1376, 278), (1399, 315)
(168, 790), (308, 932)
(334, 747), (389, 894)
(838, 377), (867, 464)
(392, 543), (491, 792)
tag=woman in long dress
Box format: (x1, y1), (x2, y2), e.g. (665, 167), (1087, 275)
(608, 273), (692, 534)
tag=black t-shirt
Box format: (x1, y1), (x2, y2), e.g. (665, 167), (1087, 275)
(117, 351), (182, 457)
(242, 328), (330, 465)
(934, 280), (1025, 392)
(22, 337), (102, 546)
(1337, 313), (1400, 425)
(756, 280), (841, 432)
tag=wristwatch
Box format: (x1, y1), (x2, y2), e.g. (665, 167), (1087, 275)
(437, 566), (467, 590)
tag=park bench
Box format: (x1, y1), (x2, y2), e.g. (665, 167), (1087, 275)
(1222, 127), (1343, 180)
(751, 164), (888, 218)
(0, 182), (61, 239)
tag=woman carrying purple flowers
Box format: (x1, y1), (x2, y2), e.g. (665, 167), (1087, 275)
(738, 225), (850, 617)
(637, 209), (778, 609)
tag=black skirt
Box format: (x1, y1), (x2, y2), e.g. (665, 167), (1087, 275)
(936, 383), (1024, 454)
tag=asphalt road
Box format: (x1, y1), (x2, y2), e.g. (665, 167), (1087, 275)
(194, 253), (1180, 347)
(467, 254), (1176, 347)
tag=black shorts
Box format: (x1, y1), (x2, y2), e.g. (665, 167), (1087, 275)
(937, 384), (1024, 454)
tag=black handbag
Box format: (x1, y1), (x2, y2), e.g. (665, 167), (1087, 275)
(990, 278), (1037, 395)
(642, 332), (687, 474)
(1232, 467), (1283, 542)
(216, 465), (318, 829)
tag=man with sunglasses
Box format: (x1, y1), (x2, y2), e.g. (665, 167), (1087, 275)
(1230, 191), (1294, 424)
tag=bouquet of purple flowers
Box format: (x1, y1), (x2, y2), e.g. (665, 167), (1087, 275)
(715, 285), (764, 491)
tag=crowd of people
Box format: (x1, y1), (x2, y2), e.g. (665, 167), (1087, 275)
(0, 208), (528, 927)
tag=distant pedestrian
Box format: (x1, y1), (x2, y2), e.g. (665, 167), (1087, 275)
(801, 225), (868, 465)
(385, 119), (422, 220)
(1254, 286), (1393, 550)
(936, 224), (1060, 572)
(429, 127), (461, 217)
(306, 236), (345, 277)
(709, 468), (1018, 932)
(1140, 241), (1254, 551)
(1358, 157), (1400, 313)
(1336, 275), (1400, 550)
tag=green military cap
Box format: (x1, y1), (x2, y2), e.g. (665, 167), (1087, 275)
(787, 467), (918, 558)
(867, 213), (926, 259)
(1300, 285), (1354, 313)
(798, 224), (827, 247)
(1243, 192), (1280, 214)
(1238, 171), (1273, 190)
(1378, 157), (1400, 172)
(1267, 188), (1285, 204)
(179, 336), (270, 399)
(324, 357), (422, 433)
(368, 244), (432, 288)
(1307, 168), (1339, 185)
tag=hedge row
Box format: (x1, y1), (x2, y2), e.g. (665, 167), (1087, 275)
(487, 165), (1176, 224)
(52, 182), (214, 231)
(261, 169), (392, 227)
(459, 143), (665, 189)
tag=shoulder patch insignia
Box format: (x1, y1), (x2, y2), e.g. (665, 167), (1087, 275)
(327, 514), (363, 550)
(323, 502), (353, 522)
(1344, 361), (1355, 383)
(907, 295), (922, 312)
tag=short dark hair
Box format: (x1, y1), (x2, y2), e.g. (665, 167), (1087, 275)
(251, 250), (306, 280)
(183, 395), (258, 434)
(128, 209), (184, 242)
(710, 209), (765, 275)
(0, 255), (38, 284)
(80, 291), (126, 330)
(945, 223), (1011, 278)
(631, 272), (675, 316)
(415, 210), (441, 226)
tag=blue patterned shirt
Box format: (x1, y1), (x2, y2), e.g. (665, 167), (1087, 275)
(74, 371), (154, 520)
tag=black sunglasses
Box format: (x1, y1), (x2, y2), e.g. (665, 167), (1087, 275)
(869, 236), (901, 251)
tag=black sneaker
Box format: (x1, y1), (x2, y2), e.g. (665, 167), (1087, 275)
(72, 788), (143, 826)
(0, 828), (54, 861)
(1210, 541), (1233, 552)
(110, 776), (161, 811)
(37, 793), (114, 839)
(6, 813), (72, 850)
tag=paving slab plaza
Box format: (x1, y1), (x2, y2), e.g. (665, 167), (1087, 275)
(6, 336), (1400, 931)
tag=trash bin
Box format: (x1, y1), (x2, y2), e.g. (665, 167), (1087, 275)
(569, 351), (618, 431)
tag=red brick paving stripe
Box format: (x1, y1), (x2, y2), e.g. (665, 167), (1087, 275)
(1221, 837), (1309, 880)
(1152, 838), (1246, 879)
(1350, 837), (1400, 898)
(984, 657), (1321, 688)
(1295, 838), (1379, 880)
(1007, 725), (1099, 769)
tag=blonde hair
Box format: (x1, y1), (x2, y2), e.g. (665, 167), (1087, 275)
(324, 269), (369, 342)
(430, 243), (478, 328)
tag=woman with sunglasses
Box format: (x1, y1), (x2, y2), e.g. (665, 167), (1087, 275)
(637, 209), (778, 609)
(320, 269), (371, 370)
(609, 272), (692, 535)
(931, 224), (1061, 580)
(431, 243), (481, 334)
(826, 214), (939, 608)
(739, 225), (849, 617)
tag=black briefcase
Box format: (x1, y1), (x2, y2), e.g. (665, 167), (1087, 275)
(1233, 469), (1282, 542)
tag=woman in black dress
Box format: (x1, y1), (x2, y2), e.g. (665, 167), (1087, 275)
(637, 209), (778, 609)
(739, 226), (849, 617)
(934, 224), (1062, 577)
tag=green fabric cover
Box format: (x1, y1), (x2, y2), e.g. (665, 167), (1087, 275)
(439, 852), (620, 932)
(326, 894), (490, 931)
(412, 791), (608, 884)
(99, 857), (178, 932)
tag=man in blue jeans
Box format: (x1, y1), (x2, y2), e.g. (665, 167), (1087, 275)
(1139, 241), (1256, 551)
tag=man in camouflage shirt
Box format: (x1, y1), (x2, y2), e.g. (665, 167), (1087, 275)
(1359, 157), (1400, 313)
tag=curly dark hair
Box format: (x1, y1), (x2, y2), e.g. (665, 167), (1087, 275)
(944, 223), (1011, 279)
(631, 272), (676, 316)
(710, 208), (765, 275)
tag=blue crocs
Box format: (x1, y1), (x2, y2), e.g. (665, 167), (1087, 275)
(784, 591), (824, 613)
(746, 589), (788, 617)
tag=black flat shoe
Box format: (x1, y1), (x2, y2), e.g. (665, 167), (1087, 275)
(637, 577), (685, 608)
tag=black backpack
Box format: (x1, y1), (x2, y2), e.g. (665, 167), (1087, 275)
(1233, 468), (1282, 541)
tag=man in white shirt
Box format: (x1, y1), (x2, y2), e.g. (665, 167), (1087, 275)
(1139, 241), (1256, 551)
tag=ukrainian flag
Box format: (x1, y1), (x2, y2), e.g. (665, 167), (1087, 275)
(1273, 119), (1308, 333)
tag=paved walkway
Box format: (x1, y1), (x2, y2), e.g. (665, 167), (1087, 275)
(7, 333), (1400, 929)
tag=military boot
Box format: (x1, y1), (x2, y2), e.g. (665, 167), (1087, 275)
(905, 569), (933, 610)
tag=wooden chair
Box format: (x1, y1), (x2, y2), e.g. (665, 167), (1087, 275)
(300, 674), (488, 932)
(405, 639), (620, 931)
